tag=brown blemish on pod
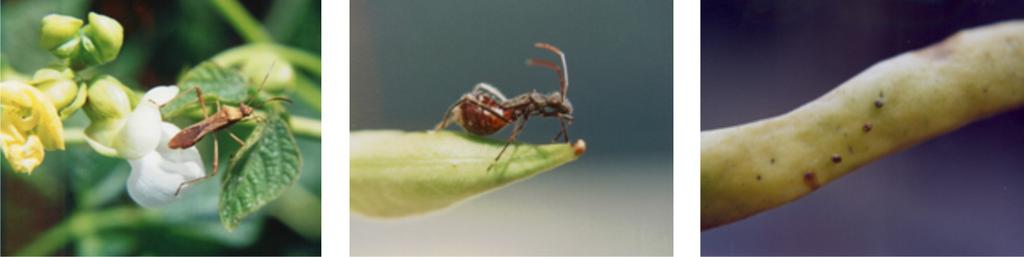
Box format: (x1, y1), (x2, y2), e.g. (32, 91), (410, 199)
(863, 123), (873, 132)
(874, 99), (885, 108)
(756, 174), (762, 181)
(770, 158), (775, 164)
(803, 171), (820, 190)
(831, 154), (842, 163)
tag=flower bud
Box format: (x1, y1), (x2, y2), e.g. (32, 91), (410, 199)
(83, 75), (135, 122)
(81, 12), (123, 64)
(30, 68), (87, 119)
(40, 14), (83, 53)
(83, 85), (178, 159)
(40, 12), (124, 69)
(239, 52), (294, 93)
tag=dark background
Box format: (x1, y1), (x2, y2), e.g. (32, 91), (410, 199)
(702, 0), (1024, 255)
(351, 0), (673, 255)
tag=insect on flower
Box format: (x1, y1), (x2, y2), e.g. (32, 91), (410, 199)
(435, 42), (575, 169)
(164, 64), (290, 195)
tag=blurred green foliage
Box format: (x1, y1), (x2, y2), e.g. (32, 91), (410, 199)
(1, 0), (321, 255)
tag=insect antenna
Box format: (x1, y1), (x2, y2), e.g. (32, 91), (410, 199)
(253, 96), (293, 109)
(244, 61), (277, 107)
(528, 42), (569, 101)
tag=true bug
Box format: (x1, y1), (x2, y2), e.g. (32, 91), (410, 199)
(165, 65), (289, 195)
(435, 42), (574, 168)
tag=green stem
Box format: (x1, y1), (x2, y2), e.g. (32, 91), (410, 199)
(211, 0), (274, 43)
(270, 186), (321, 239)
(64, 127), (86, 145)
(289, 114), (321, 139)
(211, 44), (322, 111)
(212, 43), (321, 77)
(294, 74), (321, 111)
(15, 206), (153, 256)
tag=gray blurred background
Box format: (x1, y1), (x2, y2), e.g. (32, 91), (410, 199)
(351, 0), (672, 255)
(703, 0), (1024, 255)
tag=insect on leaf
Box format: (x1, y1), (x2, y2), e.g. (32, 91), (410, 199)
(350, 130), (586, 218)
(219, 113), (301, 230)
(160, 62), (255, 119)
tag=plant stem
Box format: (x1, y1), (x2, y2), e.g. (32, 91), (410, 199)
(270, 186), (321, 239)
(15, 206), (153, 256)
(211, 0), (274, 43)
(211, 44), (322, 111)
(289, 114), (322, 139)
(212, 43), (322, 77)
(294, 74), (321, 111)
(64, 127), (86, 145)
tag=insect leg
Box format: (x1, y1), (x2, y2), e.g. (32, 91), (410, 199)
(194, 87), (210, 118)
(434, 97), (466, 130)
(174, 133), (220, 196)
(173, 89), (216, 196)
(228, 132), (246, 146)
(489, 115), (529, 171)
(552, 113), (574, 143)
(472, 83), (508, 101)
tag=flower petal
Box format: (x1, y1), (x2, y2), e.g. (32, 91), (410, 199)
(127, 122), (205, 208)
(141, 85), (179, 106)
(1, 125), (45, 174)
(112, 101), (161, 159)
(1, 81), (64, 150)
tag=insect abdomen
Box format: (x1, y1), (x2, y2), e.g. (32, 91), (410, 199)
(458, 97), (509, 135)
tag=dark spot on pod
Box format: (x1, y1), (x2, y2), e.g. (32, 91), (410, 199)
(863, 123), (873, 132)
(874, 99), (885, 108)
(803, 171), (820, 190)
(847, 145), (854, 154)
(770, 158), (775, 164)
(831, 154), (842, 163)
(756, 174), (762, 181)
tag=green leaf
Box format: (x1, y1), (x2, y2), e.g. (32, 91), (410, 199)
(219, 113), (301, 230)
(350, 130), (587, 218)
(160, 62), (254, 119)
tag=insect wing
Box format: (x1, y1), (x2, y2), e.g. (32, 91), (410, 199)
(169, 122), (215, 149)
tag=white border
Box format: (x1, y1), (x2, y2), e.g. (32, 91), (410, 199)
(675, 0), (700, 255)
(322, 0), (350, 255)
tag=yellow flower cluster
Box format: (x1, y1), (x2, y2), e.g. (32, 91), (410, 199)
(1, 81), (65, 173)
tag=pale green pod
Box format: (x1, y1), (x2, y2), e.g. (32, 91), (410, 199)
(351, 130), (586, 218)
(702, 20), (1024, 230)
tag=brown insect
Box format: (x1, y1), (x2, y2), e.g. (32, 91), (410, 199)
(435, 42), (574, 169)
(165, 66), (288, 195)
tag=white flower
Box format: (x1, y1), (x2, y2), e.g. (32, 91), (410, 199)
(103, 85), (205, 208)
(83, 83), (178, 159)
(127, 122), (205, 208)
(111, 86), (177, 159)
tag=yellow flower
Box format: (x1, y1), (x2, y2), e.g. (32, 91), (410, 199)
(30, 68), (87, 119)
(1, 81), (65, 174)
